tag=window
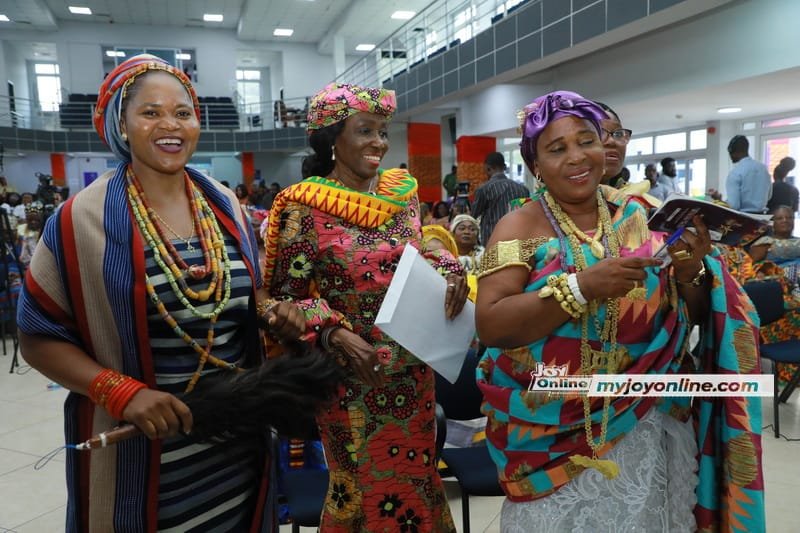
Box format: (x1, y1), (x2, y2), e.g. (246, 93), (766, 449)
(762, 116), (800, 128)
(655, 132), (686, 153)
(236, 69), (262, 115)
(34, 63), (62, 112)
(627, 136), (653, 156)
(689, 129), (707, 150)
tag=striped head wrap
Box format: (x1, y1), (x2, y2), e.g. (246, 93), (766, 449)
(518, 90), (607, 168)
(306, 82), (396, 132)
(93, 54), (200, 161)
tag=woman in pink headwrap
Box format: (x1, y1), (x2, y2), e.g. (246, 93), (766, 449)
(261, 82), (468, 531)
(16, 54), (318, 531)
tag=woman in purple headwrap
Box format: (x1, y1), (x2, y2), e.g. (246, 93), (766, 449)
(475, 91), (764, 531)
(16, 54), (320, 531)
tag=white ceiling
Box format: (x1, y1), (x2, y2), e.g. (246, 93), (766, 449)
(0, 0), (434, 52)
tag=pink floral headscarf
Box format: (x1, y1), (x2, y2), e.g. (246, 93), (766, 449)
(306, 82), (396, 132)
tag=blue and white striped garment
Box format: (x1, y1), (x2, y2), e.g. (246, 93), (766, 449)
(145, 234), (261, 532)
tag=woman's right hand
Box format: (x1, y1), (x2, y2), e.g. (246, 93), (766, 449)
(122, 389), (193, 440)
(266, 301), (306, 342)
(329, 328), (384, 388)
(576, 257), (662, 301)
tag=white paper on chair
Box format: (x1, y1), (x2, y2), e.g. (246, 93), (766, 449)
(374, 245), (475, 384)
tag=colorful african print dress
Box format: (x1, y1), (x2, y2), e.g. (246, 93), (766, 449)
(263, 169), (459, 532)
(477, 186), (765, 532)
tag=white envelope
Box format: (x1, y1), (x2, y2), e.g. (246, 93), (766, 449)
(374, 245), (475, 383)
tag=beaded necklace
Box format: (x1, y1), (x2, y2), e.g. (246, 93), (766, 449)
(542, 189), (622, 479)
(126, 167), (234, 392)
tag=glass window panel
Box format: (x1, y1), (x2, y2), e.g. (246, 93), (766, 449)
(762, 116), (800, 128)
(690, 129), (707, 150)
(34, 63), (57, 74)
(655, 132), (686, 153)
(245, 70), (260, 80)
(627, 136), (653, 156)
(688, 159), (706, 197)
(37, 75), (62, 112)
(742, 121), (756, 130)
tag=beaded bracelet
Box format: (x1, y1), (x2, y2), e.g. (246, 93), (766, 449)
(256, 298), (281, 324)
(538, 273), (586, 319)
(88, 369), (147, 420)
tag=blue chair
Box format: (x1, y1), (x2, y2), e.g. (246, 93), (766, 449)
(435, 348), (504, 533)
(742, 280), (800, 438)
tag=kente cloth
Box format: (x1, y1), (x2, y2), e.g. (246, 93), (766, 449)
(262, 168), (417, 296)
(16, 163), (275, 533)
(721, 244), (800, 388)
(306, 82), (396, 131)
(477, 186), (765, 532)
(93, 54), (200, 162)
(263, 170), (461, 532)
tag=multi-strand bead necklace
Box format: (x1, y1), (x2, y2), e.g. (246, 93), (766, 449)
(126, 167), (233, 392)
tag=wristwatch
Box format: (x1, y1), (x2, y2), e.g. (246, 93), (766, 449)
(675, 262), (707, 287)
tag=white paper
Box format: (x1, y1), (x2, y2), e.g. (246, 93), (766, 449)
(375, 245), (475, 383)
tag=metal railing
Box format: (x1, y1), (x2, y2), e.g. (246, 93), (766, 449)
(335, 0), (533, 87)
(0, 94), (313, 132)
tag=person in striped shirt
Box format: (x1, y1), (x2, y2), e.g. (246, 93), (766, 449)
(470, 151), (530, 244)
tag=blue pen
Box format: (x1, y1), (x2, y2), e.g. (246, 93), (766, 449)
(653, 227), (685, 261)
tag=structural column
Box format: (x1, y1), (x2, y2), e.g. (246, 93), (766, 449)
(50, 153), (66, 187)
(241, 152), (255, 190)
(407, 123), (442, 204)
(455, 136), (496, 198)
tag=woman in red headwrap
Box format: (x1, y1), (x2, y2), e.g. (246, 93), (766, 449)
(16, 54), (316, 532)
(262, 82), (469, 531)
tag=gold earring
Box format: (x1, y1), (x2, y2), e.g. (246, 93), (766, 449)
(122, 132), (128, 142)
(331, 146), (335, 161)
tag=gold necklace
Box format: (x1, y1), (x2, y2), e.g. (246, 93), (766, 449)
(544, 193), (605, 259)
(151, 209), (196, 251)
(546, 190), (622, 479)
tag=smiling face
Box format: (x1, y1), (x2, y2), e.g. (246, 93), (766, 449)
(533, 116), (605, 207)
(120, 71), (200, 179)
(600, 113), (626, 180)
(772, 207), (795, 238)
(332, 112), (389, 184)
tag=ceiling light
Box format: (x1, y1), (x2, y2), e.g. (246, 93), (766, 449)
(273, 28), (294, 37)
(717, 106), (742, 114)
(203, 13), (224, 22)
(0, 15), (10, 22)
(68, 6), (92, 15)
(176, 53), (192, 60)
(391, 10), (416, 20)
(105, 50), (125, 57)
(356, 44), (376, 52)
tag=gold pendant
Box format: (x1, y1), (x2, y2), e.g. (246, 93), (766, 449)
(569, 454), (620, 479)
(625, 287), (646, 300)
(590, 240), (605, 259)
(186, 241), (195, 252)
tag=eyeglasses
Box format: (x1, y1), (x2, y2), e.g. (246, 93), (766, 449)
(601, 128), (633, 144)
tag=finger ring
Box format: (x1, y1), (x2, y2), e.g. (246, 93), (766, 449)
(673, 249), (694, 261)
(373, 364), (381, 372)
(447, 283), (455, 288)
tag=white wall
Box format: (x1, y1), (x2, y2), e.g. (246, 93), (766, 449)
(0, 21), (355, 100)
(384, 122), (408, 170)
(211, 156), (243, 186)
(252, 152), (305, 188)
(3, 153), (54, 193)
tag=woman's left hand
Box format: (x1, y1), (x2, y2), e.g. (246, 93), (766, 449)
(668, 215), (713, 281)
(266, 301), (306, 342)
(444, 273), (469, 319)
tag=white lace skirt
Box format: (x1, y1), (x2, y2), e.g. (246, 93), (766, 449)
(501, 408), (698, 533)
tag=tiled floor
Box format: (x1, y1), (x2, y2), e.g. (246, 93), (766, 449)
(1, 348), (798, 532)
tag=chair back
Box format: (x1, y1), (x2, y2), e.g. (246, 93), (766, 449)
(742, 280), (784, 326)
(434, 348), (484, 421)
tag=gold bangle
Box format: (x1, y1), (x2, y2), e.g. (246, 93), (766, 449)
(256, 298), (280, 319)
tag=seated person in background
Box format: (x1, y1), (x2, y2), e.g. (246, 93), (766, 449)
(421, 224), (458, 257)
(18, 203), (43, 268)
(419, 201), (433, 226)
(766, 157), (798, 213)
(431, 200), (451, 227)
(234, 184), (250, 207)
(450, 214), (484, 274)
(13, 192), (33, 222)
(749, 205), (800, 281)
